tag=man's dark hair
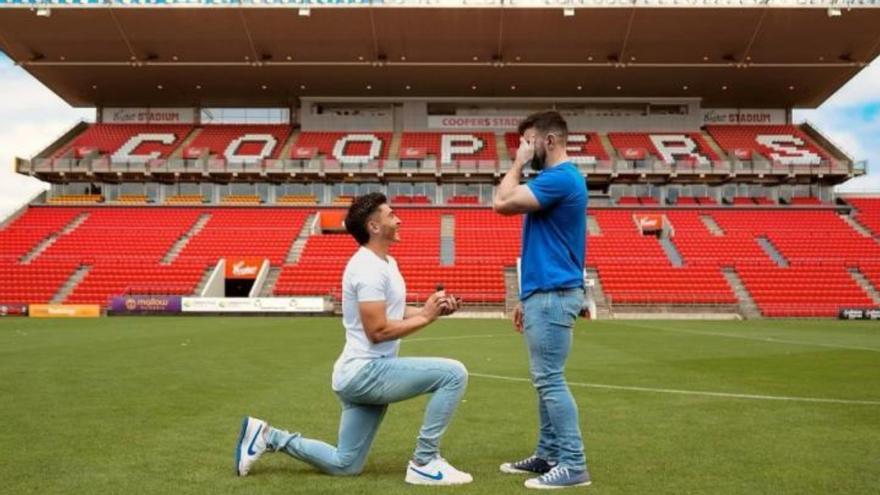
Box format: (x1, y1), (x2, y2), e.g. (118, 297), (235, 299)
(345, 192), (387, 245)
(517, 110), (569, 142)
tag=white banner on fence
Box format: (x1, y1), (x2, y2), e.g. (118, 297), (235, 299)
(181, 297), (325, 313)
(102, 107), (197, 124)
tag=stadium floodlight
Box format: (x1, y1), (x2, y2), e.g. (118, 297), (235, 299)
(298, 7), (311, 16)
(563, 8), (575, 16)
(35, 7), (51, 17)
(827, 7), (842, 16)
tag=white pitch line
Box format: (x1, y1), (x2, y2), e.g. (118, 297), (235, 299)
(406, 334), (516, 343)
(606, 321), (880, 353)
(470, 372), (880, 406)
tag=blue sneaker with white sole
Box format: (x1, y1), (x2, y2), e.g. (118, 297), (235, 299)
(500, 455), (558, 475)
(524, 465), (592, 489)
(234, 416), (268, 476)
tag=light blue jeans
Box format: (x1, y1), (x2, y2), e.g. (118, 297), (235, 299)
(265, 356), (468, 475)
(523, 288), (587, 470)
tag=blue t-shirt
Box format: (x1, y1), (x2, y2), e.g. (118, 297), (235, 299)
(521, 162), (587, 300)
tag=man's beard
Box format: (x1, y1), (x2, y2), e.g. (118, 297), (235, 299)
(529, 149), (546, 171)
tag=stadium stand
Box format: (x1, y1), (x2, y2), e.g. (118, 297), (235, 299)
(114, 194), (150, 204)
(177, 209), (311, 266)
(220, 195), (262, 205)
(706, 125), (830, 164)
(65, 261), (207, 305)
(401, 132), (497, 163)
(447, 196), (480, 205)
(29, 208), (205, 305)
(391, 195), (432, 204)
(185, 125), (290, 161)
(277, 195), (319, 205)
(294, 132), (393, 162)
(47, 195), (103, 204)
(0, 260), (79, 305)
(3, 202), (879, 314)
(272, 209), (507, 303)
(165, 195), (205, 205)
(589, 210), (737, 306)
(55, 124), (193, 160)
(846, 198), (880, 236)
(504, 132), (609, 162)
(0, 207), (82, 261)
(608, 132), (718, 163)
(701, 210), (880, 316)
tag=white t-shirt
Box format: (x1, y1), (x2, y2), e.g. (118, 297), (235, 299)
(331, 246), (407, 391)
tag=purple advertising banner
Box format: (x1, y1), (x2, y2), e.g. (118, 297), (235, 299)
(110, 295), (182, 314)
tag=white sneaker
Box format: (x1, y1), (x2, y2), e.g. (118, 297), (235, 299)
(405, 457), (473, 485)
(234, 416), (268, 476)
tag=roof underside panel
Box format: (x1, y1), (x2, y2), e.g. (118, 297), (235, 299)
(0, 7), (877, 107)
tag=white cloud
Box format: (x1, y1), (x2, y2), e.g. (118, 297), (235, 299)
(836, 174), (880, 194)
(0, 171), (49, 221)
(0, 60), (93, 220)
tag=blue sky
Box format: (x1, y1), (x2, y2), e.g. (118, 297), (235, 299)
(1, 51), (878, 218)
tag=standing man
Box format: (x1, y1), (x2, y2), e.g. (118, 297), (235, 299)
(234, 192), (473, 486)
(493, 111), (590, 489)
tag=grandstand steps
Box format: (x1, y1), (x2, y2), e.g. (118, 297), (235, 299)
(170, 128), (202, 158)
(700, 214), (725, 236)
(193, 265), (214, 296)
(285, 212), (317, 264)
(721, 267), (762, 319)
(259, 267), (282, 297)
(700, 130), (728, 160)
(659, 235), (684, 267)
(495, 133), (510, 162)
(840, 213), (874, 238)
(587, 215), (602, 236)
(21, 211), (90, 264)
(286, 239), (309, 265)
(585, 267), (612, 319)
(161, 213), (212, 265)
(848, 268), (880, 306)
(757, 237), (789, 267)
(599, 134), (618, 160)
(388, 131), (403, 160)
(440, 214), (455, 266)
(504, 266), (519, 316)
(279, 129), (301, 159)
(51, 264), (92, 304)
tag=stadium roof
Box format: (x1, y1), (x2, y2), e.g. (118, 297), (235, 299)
(0, 2), (878, 108)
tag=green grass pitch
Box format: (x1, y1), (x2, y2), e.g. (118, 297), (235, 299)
(1, 317), (879, 494)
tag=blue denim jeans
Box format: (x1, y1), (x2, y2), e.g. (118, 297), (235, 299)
(523, 287), (587, 470)
(265, 356), (468, 475)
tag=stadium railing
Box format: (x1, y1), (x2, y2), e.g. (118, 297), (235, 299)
(22, 157), (859, 177)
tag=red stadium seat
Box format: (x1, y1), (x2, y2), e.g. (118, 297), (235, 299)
(294, 132), (393, 163)
(706, 125), (830, 165)
(608, 132), (718, 164)
(401, 133), (497, 163)
(187, 125), (291, 162)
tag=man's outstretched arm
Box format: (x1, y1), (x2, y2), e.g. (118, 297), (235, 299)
(361, 292), (448, 343)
